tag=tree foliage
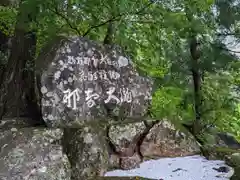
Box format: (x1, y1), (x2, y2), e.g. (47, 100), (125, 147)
(0, 0), (240, 138)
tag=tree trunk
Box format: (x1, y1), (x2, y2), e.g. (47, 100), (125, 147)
(0, 0), (44, 125)
(103, 22), (115, 45)
(181, 36), (203, 136)
(0, 23), (11, 83)
(189, 36), (202, 135)
(184, 5), (203, 135)
(103, 1), (116, 45)
(0, 27), (10, 52)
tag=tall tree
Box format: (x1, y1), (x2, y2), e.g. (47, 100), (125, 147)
(0, 0), (43, 125)
(0, 0), (239, 137)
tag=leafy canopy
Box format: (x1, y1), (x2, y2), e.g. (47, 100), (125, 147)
(1, 0), (240, 138)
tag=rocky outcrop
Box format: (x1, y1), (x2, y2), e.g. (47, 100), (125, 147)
(196, 127), (240, 161)
(198, 129), (240, 179)
(0, 118), (202, 179)
(0, 36), (231, 179)
(224, 153), (240, 180)
(140, 120), (200, 159)
(107, 120), (200, 170)
(0, 121), (70, 180)
(108, 122), (147, 157)
(62, 126), (109, 178)
(36, 36), (153, 128)
(35, 36), (155, 179)
(108, 122), (146, 170)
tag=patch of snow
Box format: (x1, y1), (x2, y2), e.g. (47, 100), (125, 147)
(105, 155), (234, 180)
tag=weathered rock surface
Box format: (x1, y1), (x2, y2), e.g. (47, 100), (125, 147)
(225, 152), (240, 180)
(119, 152), (142, 170)
(0, 117), (46, 130)
(106, 120), (200, 170)
(108, 121), (148, 170)
(62, 125), (109, 179)
(0, 118), (218, 179)
(0, 127), (70, 180)
(216, 132), (240, 149)
(108, 122), (146, 157)
(140, 120), (200, 158)
(36, 36), (153, 128)
(198, 130), (240, 179)
(198, 127), (240, 160)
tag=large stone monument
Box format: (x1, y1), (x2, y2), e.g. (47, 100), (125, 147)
(36, 36), (153, 128)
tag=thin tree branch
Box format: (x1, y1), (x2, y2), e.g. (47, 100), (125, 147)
(224, 48), (240, 54)
(82, 1), (155, 37)
(128, 20), (161, 24)
(212, 43), (240, 54)
(83, 16), (121, 37)
(49, 7), (81, 36)
(216, 32), (240, 36)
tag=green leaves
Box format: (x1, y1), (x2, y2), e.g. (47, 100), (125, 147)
(150, 86), (195, 122)
(1, 0), (239, 138)
(0, 6), (17, 36)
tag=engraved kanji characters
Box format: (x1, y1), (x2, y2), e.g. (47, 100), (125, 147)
(104, 87), (120, 104)
(120, 88), (132, 103)
(63, 86), (133, 109)
(63, 88), (81, 110)
(68, 56), (76, 64)
(63, 88), (100, 108)
(99, 70), (108, 80)
(104, 87), (133, 104)
(99, 53), (109, 65)
(85, 88), (100, 107)
(76, 56), (83, 65)
(108, 70), (120, 79)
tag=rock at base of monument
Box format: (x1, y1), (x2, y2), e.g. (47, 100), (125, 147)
(0, 127), (70, 180)
(0, 117), (47, 130)
(217, 132), (240, 149)
(120, 153), (142, 170)
(38, 36), (153, 128)
(140, 120), (200, 158)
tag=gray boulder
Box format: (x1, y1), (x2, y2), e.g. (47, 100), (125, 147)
(140, 120), (200, 159)
(0, 126), (70, 180)
(36, 36), (153, 128)
(62, 126), (109, 179)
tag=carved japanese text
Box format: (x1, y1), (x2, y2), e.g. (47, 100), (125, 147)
(62, 87), (133, 109)
(78, 70), (120, 82)
(63, 88), (81, 110)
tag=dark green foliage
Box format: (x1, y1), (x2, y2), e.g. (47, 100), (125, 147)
(0, 0), (240, 138)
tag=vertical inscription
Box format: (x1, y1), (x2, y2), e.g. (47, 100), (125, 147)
(61, 50), (132, 109)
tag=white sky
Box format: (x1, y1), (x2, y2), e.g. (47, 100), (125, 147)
(224, 36), (240, 57)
